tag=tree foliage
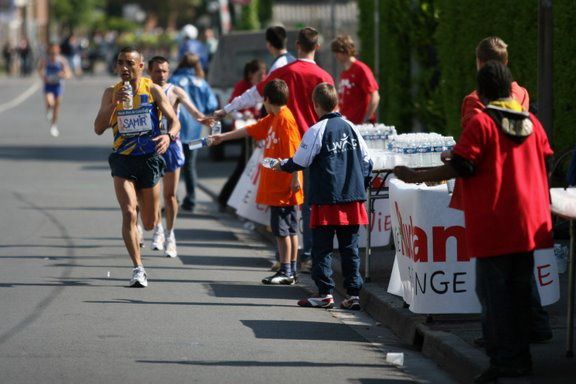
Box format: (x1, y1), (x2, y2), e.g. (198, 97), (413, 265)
(238, 0), (261, 31)
(52, 0), (105, 32)
(358, 0), (576, 150)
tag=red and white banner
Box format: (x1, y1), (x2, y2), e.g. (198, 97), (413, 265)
(228, 146), (270, 224)
(387, 179), (560, 314)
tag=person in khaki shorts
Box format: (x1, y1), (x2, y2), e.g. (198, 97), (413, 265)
(209, 79), (303, 285)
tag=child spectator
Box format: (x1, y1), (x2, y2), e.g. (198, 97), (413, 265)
(273, 83), (373, 310)
(210, 79), (303, 285)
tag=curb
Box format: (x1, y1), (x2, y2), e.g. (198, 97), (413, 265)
(198, 180), (486, 384)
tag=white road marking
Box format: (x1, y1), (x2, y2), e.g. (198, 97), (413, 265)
(0, 81), (41, 114)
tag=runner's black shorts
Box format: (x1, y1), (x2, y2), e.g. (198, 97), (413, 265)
(270, 206), (298, 237)
(108, 152), (166, 190)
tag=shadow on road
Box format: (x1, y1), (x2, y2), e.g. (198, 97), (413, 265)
(0, 145), (109, 162)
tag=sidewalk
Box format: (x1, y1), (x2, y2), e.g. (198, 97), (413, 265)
(196, 150), (576, 384)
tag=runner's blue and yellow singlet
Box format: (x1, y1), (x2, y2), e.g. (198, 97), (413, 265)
(110, 77), (162, 155)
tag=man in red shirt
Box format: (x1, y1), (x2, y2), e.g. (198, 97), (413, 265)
(213, 27), (334, 136)
(394, 62), (553, 383)
(331, 35), (380, 124)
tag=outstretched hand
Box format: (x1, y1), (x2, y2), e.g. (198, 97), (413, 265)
(208, 134), (223, 146)
(393, 166), (420, 183)
(199, 110), (226, 126)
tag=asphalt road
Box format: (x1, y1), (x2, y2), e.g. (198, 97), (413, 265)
(0, 75), (457, 384)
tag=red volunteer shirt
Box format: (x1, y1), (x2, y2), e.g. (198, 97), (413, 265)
(452, 112), (553, 258)
(451, 82), (531, 210)
(310, 202), (368, 228)
(337, 60), (379, 124)
(461, 82), (529, 129)
(229, 79), (259, 118)
(257, 60), (334, 136)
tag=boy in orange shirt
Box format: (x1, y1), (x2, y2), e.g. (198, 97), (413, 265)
(210, 79), (303, 284)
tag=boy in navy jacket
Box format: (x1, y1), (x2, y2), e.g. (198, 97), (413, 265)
(273, 83), (373, 309)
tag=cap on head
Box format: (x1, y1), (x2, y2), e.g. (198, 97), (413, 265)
(182, 24), (198, 40)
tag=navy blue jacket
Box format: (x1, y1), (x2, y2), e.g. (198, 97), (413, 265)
(281, 112), (373, 205)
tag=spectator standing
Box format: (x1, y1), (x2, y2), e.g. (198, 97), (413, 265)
(394, 62), (553, 383)
(217, 59), (267, 211)
(169, 53), (218, 212)
(211, 79), (303, 284)
(265, 26), (296, 72)
(201, 27), (218, 63)
(18, 38), (32, 76)
(447, 36), (553, 345)
(178, 25), (209, 73)
(331, 35), (380, 124)
(3, 42), (14, 74)
(274, 83), (372, 309)
(61, 34), (82, 77)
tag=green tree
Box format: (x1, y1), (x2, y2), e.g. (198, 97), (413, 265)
(238, 0), (261, 30)
(52, 0), (105, 33)
(258, 0), (273, 26)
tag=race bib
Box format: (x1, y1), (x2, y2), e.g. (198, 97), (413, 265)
(117, 107), (153, 136)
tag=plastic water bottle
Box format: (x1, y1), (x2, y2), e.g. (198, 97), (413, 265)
(188, 137), (208, 151)
(211, 121), (222, 135)
(122, 81), (133, 110)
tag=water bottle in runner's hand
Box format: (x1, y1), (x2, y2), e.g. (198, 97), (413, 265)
(122, 81), (133, 110)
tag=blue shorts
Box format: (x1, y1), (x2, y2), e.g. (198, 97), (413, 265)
(44, 83), (63, 98)
(270, 206), (299, 237)
(162, 140), (185, 173)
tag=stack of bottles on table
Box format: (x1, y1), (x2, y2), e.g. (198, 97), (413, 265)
(357, 124), (456, 170)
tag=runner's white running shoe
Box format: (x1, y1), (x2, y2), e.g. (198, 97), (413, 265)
(152, 225), (165, 250)
(164, 232), (177, 258)
(49, 124), (59, 137)
(129, 266), (148, 287)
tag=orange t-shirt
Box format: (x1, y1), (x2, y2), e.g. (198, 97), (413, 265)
(246, 106), (304, 206)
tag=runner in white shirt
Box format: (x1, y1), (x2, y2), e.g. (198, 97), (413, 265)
(147, 56), (205, 257)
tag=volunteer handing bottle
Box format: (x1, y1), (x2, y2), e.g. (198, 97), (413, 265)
(189, 120), (220, 150)
(122, 81), (133, 110)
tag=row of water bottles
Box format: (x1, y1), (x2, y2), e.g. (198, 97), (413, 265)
(357, 124), (397, 150)
(390, 133), (456, 168)
(365, 132), (456, 170)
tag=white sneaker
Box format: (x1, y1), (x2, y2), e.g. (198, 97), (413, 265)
(164, 232), (177, 258)
(137, 224), (145, 248)
(49, 124), (59, 137)
(129, 266), (148, 287)
(152, 225), (165, 250)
